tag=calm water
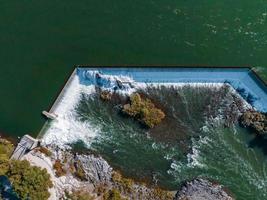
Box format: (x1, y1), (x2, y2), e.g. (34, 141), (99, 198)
(1, 1), (267, 137)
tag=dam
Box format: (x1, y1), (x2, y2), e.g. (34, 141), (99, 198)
(75, 67), (267, 111)
(40, 67), (267, 200)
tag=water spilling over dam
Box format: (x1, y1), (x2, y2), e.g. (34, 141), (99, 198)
(41, 67), (267, 200)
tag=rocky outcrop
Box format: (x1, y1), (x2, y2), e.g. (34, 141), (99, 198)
(39, 146), (174, 200)
(175, 179), (234, 200)
(240, 110), (267, 134)
(76, 154), (113, 185)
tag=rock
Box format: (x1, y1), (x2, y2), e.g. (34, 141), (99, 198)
(175, 179), (234, 200)
(240, 110), (267, 134)
(100, 90), (112, 101)
(77, 154), (113, 185)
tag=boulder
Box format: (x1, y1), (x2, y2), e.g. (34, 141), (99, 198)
(175, 179), (234, 200)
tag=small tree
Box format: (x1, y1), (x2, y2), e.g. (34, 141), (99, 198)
(8, 160), (53, 200)
(123, 93), (165, 128)
(0, 139), (14, 175)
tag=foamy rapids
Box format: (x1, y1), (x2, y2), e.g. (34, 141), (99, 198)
(41, 70), (251, 153)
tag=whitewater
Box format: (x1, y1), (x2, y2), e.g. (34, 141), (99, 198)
(41, 68), (267, 199)
(42, 69), (245, 148)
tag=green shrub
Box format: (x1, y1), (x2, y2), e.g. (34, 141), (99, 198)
(151, 187), (174, 200)
(0, 139), (14, 175)
(8, 160), (53, 200)
(0, 139), (14, 160)
(103, 189), (126, 200)
(123, 93), (165, 128)
(112, 171), (133, 193)
(0, 138), (52, 200)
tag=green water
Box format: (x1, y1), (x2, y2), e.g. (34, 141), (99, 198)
(73, 85), (267, 199)
(1, 1), (267, 137)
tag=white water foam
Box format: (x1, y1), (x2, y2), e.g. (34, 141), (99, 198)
(42, 75), (100, 148)
(187, 136), (211, 168)
(84, 70), (136, 95)
(136, 82), (225, 89)
(41, 71), (253, 150)
(42, 72), (138, 148)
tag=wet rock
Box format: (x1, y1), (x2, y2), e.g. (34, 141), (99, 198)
(100, 90), (112, 101)
(240, 110), (267, 134)
(175, 179), (234, 200)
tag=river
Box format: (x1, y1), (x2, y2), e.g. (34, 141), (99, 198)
(1, 1), (267, 138)
(41, 68), (267, 200)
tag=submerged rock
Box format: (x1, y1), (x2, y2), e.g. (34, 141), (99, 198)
(175, 179), (234, 200)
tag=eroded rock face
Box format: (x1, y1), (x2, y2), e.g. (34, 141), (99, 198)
(240, 110), (267, 134)
(175, 179), (234, 200)
(76, 154), (113, 185)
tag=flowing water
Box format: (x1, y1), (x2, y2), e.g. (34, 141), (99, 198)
(42, 69), (267, 200)
(73, 85), (267, 200)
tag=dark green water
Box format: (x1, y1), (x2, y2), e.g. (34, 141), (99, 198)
(1, 1), (267, 137)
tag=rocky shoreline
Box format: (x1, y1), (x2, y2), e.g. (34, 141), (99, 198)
(34, 75), (244, 199)
(20, 143), (237, 200)
(24, 144), (175, 200)
(175, 179), (234, 200)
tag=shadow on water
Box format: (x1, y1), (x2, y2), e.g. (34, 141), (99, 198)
(239, 123), (267, 156)
(248, 135), (267, 156)
(0, 176), (20, 200)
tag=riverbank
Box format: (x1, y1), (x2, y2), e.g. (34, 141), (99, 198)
(16, 141), (236, 200)
(20, 144), (175, 200)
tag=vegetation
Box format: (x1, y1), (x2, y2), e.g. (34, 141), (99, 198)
(94, 183), (108, 196)
(65, 189), (95, 200)
(0, 138), (13, 160)
(0, 139), (14, 175)
(240, 110), (267, 134)
(53, 159), (66, 177)
(0, 139), (53, 200)
(37, 146), (52, 157)
(73, 161), (87, 181)
(103, 189), (127, 200)
(112, 171), (133, 193)
(123, 93), (165, 128)
(7, 160), (53, 200)
(151, 187), (174, 200)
